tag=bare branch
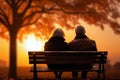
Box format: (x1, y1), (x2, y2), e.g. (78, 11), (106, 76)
(23, 10), (41, 21)
(0, 8), (11, 30)
(50, 8), (89, 14)
(0, 18), (8, 27)
(22, 0), (33, 15)
(5, 0), (12, 7)
(22, 15), (42, 27)
(16, 0), (25, 9)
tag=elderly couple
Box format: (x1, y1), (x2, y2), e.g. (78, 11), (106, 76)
(44, 26), (97, 79)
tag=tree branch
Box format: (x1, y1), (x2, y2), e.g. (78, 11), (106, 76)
(23, 10), (41, 21)
(5, 0), (12, 7)
(22, 15), (41, 27)
(0, 8), (11, 30)
(0, 18), (8, 27)
(22, 0), (33, 15)
(16, 0), (25, 10)
(50, 8), (89, 14)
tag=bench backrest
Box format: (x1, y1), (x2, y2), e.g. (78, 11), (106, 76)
(28, 51), (108, 65)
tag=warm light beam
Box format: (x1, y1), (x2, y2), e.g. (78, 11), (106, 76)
(23, 34), (44, 51)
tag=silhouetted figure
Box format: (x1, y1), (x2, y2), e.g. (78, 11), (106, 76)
(69, 26), (97, 79)
(44, 28), (70, 78)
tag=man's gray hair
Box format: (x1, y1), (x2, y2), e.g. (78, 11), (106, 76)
(75, 26), (86, 35)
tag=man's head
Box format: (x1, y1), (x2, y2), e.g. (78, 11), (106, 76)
(75, 26), (86, 35)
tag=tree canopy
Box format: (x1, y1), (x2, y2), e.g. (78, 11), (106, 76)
(0, 0), (120, 40)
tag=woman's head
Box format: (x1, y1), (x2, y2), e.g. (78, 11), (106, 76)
(52, 28), (65, 37)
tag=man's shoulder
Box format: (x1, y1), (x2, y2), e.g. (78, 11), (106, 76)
(86, 38), (95, 41)
(69, 39), (79, 43)
(69, 38), (95, 44)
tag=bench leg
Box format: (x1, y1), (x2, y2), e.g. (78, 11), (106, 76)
(103, 71), (106, 80)
(54, 72), (62, 79)
(97, 71), (106, 80)
(97, 71), (100, 80)
(34, 72), (37, 80)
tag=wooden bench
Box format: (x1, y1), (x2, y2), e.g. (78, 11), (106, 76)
(28, 51), (108, 80)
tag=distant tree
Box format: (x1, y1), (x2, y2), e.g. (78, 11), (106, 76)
(105, 60), (112, 70)
(0, 0), (120, 79)
(113, 62), (120, 70)
(0, 60), (7, 67)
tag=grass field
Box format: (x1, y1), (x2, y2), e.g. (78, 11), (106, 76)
(0, 67), (120, 80)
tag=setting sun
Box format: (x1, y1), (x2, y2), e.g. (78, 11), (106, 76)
(23, 34), (45, 51)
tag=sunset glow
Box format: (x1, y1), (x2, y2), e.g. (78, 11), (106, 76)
(23, 34), (44, 51)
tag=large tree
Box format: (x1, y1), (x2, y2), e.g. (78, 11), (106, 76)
(0, 0), (120, 79)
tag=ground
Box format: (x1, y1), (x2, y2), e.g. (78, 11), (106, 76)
(0, 67), (120, 80)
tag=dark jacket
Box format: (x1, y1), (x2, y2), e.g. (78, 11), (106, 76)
(45, 37), (70, 51)
(44, 36), (70, 69)
(69, 35), (97, 51)
(68, 35), (97, 69)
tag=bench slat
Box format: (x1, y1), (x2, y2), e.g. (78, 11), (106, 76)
(29, 51), (107, 64)
(30, 67), (106, 72)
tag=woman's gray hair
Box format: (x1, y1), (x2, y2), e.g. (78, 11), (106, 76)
(52, 28), (65, 37)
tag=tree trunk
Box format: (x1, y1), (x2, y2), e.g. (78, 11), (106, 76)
(8, 31), (17, 80)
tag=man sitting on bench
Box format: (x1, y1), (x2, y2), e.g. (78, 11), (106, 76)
(69, 26), (98, 79)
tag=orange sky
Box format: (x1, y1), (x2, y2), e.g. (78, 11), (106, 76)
(0, 24), (120, 67)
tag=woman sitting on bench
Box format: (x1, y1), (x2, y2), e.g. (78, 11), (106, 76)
(44, 28), (70, 78)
